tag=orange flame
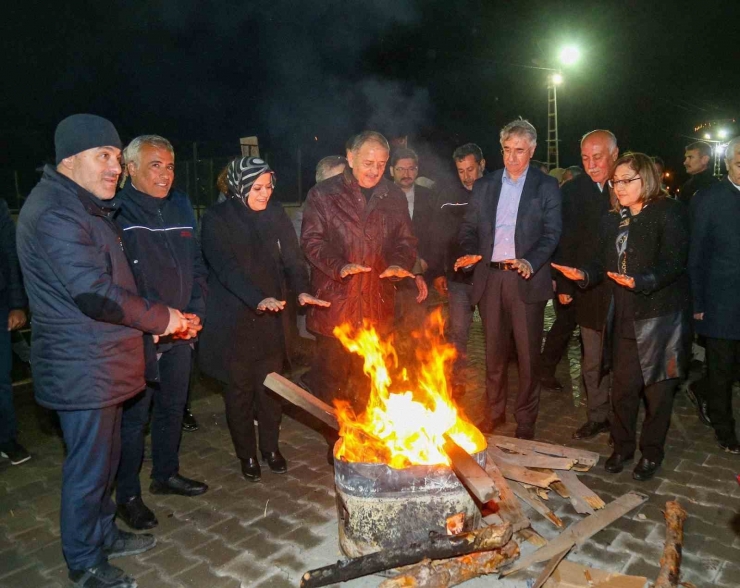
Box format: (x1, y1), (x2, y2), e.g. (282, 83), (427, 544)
(332, 308), (486, 468)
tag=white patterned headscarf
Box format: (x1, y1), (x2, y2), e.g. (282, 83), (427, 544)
(227, 157), (273, 204)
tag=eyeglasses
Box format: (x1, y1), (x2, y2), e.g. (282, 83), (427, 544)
(394, 166), (418, 173)
(608, 176), (641, 189)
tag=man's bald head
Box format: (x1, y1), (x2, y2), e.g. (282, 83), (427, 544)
(580, 130), (619, 186)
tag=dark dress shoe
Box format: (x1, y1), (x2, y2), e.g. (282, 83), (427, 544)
(604, 451), (634, 473)
(116, 495), (158, 530)
(182, 408), (199, 432)
(540, 376), (563, 392)
(149, 474), (208, 496)
(478, 414), (506, 434)
(686, 381), (712, 426)
(241, 457), (262, 482)
(262, 450), (288, 473)
(716, 435), (740, 454)
(69, 561), (136, 588)
(515, 427), (535, 440)
(572, 420), (610, 440)
(633, 457), (660, 481)
(104, 530), (157, 559)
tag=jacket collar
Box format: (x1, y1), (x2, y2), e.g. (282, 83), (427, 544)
(341, 167), (390, 199)
(117, 178), (169, 211)
(43, 165), (119, 218)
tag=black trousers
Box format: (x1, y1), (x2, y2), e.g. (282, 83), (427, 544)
(539, 297), (577, 379)
(224, 354), (284, 460)
(610, 336), (677, 462)
(117, 344), (191, 502)
(478, 269), (546, 430)
(704, 337), (740, 441)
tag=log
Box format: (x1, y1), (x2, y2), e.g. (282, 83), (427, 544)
(487, 435), (600, 468)
(501, 491), (648, 577)
(482, 457), (530, 532)
(442, 435), (498, 503)
(378, 540), (520, 588)
(510, 482), (564, 528)
(654, 501), (688, 588)
(264, 373), (339, 430)
(488, 445), (577, 470)
(300, 522), (513, 588)
(557, 470), (605, 515)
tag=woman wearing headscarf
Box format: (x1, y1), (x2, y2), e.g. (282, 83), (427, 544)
(199, 157), (329, 482)
(553, 153), (691, 481)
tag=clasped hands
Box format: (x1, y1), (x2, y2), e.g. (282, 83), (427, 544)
(453, 255), (533, 279)
(551, 263), (636, 290)
(156, 309), (203, 343)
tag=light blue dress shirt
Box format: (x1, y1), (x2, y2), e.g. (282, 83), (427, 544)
(491, 167), (528, 261)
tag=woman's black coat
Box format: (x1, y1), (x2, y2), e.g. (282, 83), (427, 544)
(581, 197), (691, 386)
(199, 198), (310, 383)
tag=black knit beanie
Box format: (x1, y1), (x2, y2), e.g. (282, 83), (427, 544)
(54, 114), (122, 164)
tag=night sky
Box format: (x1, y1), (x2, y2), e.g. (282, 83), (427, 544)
(2, 0), (738, 195)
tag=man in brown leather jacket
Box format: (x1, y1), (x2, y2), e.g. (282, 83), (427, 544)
(300, 131), (417, 410)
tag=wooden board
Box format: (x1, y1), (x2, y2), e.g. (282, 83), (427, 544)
(442, 435), (497, 503)
(482, 457), (531, 532)
(264, 373), (339, 430)
(488, 454), (559, 489)
(558, 470), (605, 515)
(542, 560), (647, 588)
(534, 548), (571, 588)
(487, 435), (600, 468)
(488, 445), (577, 470)
(510, 482), (564, 528)
(516, 527), (548, 547)
(501, 491), (649, 577)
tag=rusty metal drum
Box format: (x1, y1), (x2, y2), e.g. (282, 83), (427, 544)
(333, 444), (486, 557)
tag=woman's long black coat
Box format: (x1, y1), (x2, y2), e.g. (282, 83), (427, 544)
(582, 197), (691, 386)
(199, 198), (310, 383)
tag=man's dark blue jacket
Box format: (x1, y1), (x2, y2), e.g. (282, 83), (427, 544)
(16, 167), (170, 410)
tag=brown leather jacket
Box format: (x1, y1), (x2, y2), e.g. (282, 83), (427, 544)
(301, 168), (417, 337)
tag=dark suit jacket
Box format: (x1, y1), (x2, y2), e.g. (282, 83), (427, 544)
(458, 166), (562, 305)
(409, 184), (437, 273)
(689, 178), (740, 340)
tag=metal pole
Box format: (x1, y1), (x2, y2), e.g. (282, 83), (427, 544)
(546, 76), (560, 170)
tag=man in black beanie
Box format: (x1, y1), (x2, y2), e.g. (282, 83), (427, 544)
(16, 114), (191, 588)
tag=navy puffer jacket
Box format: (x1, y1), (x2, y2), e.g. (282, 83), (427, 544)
(16, 166), (170, 410)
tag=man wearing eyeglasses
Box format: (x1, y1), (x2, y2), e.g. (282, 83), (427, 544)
(550, 130), (618, 441)
(390, 147), (433, 345)
(456, 120), (561, 439)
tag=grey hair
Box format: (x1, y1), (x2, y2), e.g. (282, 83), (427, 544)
(123, 135), (174, 168)
(725, 136), (740, 161)
(315, 155), (347, 183)
(566, 165), (584, 178)
(685, 141), (713, 159)
(499, 119), (537, 147)
(348, 131), (390, 154)
(581, 130), (618, 154)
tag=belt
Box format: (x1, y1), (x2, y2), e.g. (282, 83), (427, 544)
(489, 261), (513, 270)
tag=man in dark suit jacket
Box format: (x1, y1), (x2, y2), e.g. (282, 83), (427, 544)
(457, 119), (562, 439)
(688, 136), (740, 454)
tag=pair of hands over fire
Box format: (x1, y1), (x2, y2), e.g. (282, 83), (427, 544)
(550, 263), (636, 305)
(156, 309), (203, 343)
(340, 263), (426, 302)
(256, 293), (332, 313)
(452, 255), (533, 279)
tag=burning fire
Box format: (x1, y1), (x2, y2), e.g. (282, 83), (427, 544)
(332, 308), (486, 468)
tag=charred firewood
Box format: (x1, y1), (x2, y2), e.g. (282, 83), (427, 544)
(299, 522), (513, 588)
(655, 501), (688, 588)
(378, 540), (520, 588)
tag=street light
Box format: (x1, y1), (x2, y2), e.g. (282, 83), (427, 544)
(704, 133), (712, 140)
(718, 129), (729, 139)
(546, 45), (580, 169)
(559, 45), (580, 66)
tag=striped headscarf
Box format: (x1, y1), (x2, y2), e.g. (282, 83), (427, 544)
(227, 156), (273, 203)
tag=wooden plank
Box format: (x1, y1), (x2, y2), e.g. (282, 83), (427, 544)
(442, 434), (497, 503)
(501, 491), (649, 577)
(264, 372), (339, 430)
(542, 560), (647, 588)
(533, 548), (571, 588)
(516, 527), (547, 547)
(482, 457), (530, 532)
(488, 435), (600, 468)
(550, 481), (570, 499)
(510, 482), (564, 528)
(558, 470), (605, 514)
(489, 454), (559, 489)
(488, 445), (577, 470)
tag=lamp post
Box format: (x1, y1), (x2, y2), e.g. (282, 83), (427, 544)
(545, 45), (580, 170)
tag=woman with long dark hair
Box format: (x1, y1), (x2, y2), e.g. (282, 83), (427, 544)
(199, 157), (329, 482)
(553, 152), (691, 481)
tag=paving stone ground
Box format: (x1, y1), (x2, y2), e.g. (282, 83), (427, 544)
(1, 303), (739, 588)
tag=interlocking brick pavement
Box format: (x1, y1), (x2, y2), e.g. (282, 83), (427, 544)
(1, 302), (739, 587)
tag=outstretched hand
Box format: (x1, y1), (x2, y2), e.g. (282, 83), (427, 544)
(453, 255), (482, 272)
(298, 293), (331, 307)
(414, 275), (428, 303)
(551, 263), (585, 282)
(340, 264), (372, 279)
(379, 265), (414, 280)
(503, 258), (533, 280)
(607, 271), (635, 290)
(257, 297), (286, 312)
